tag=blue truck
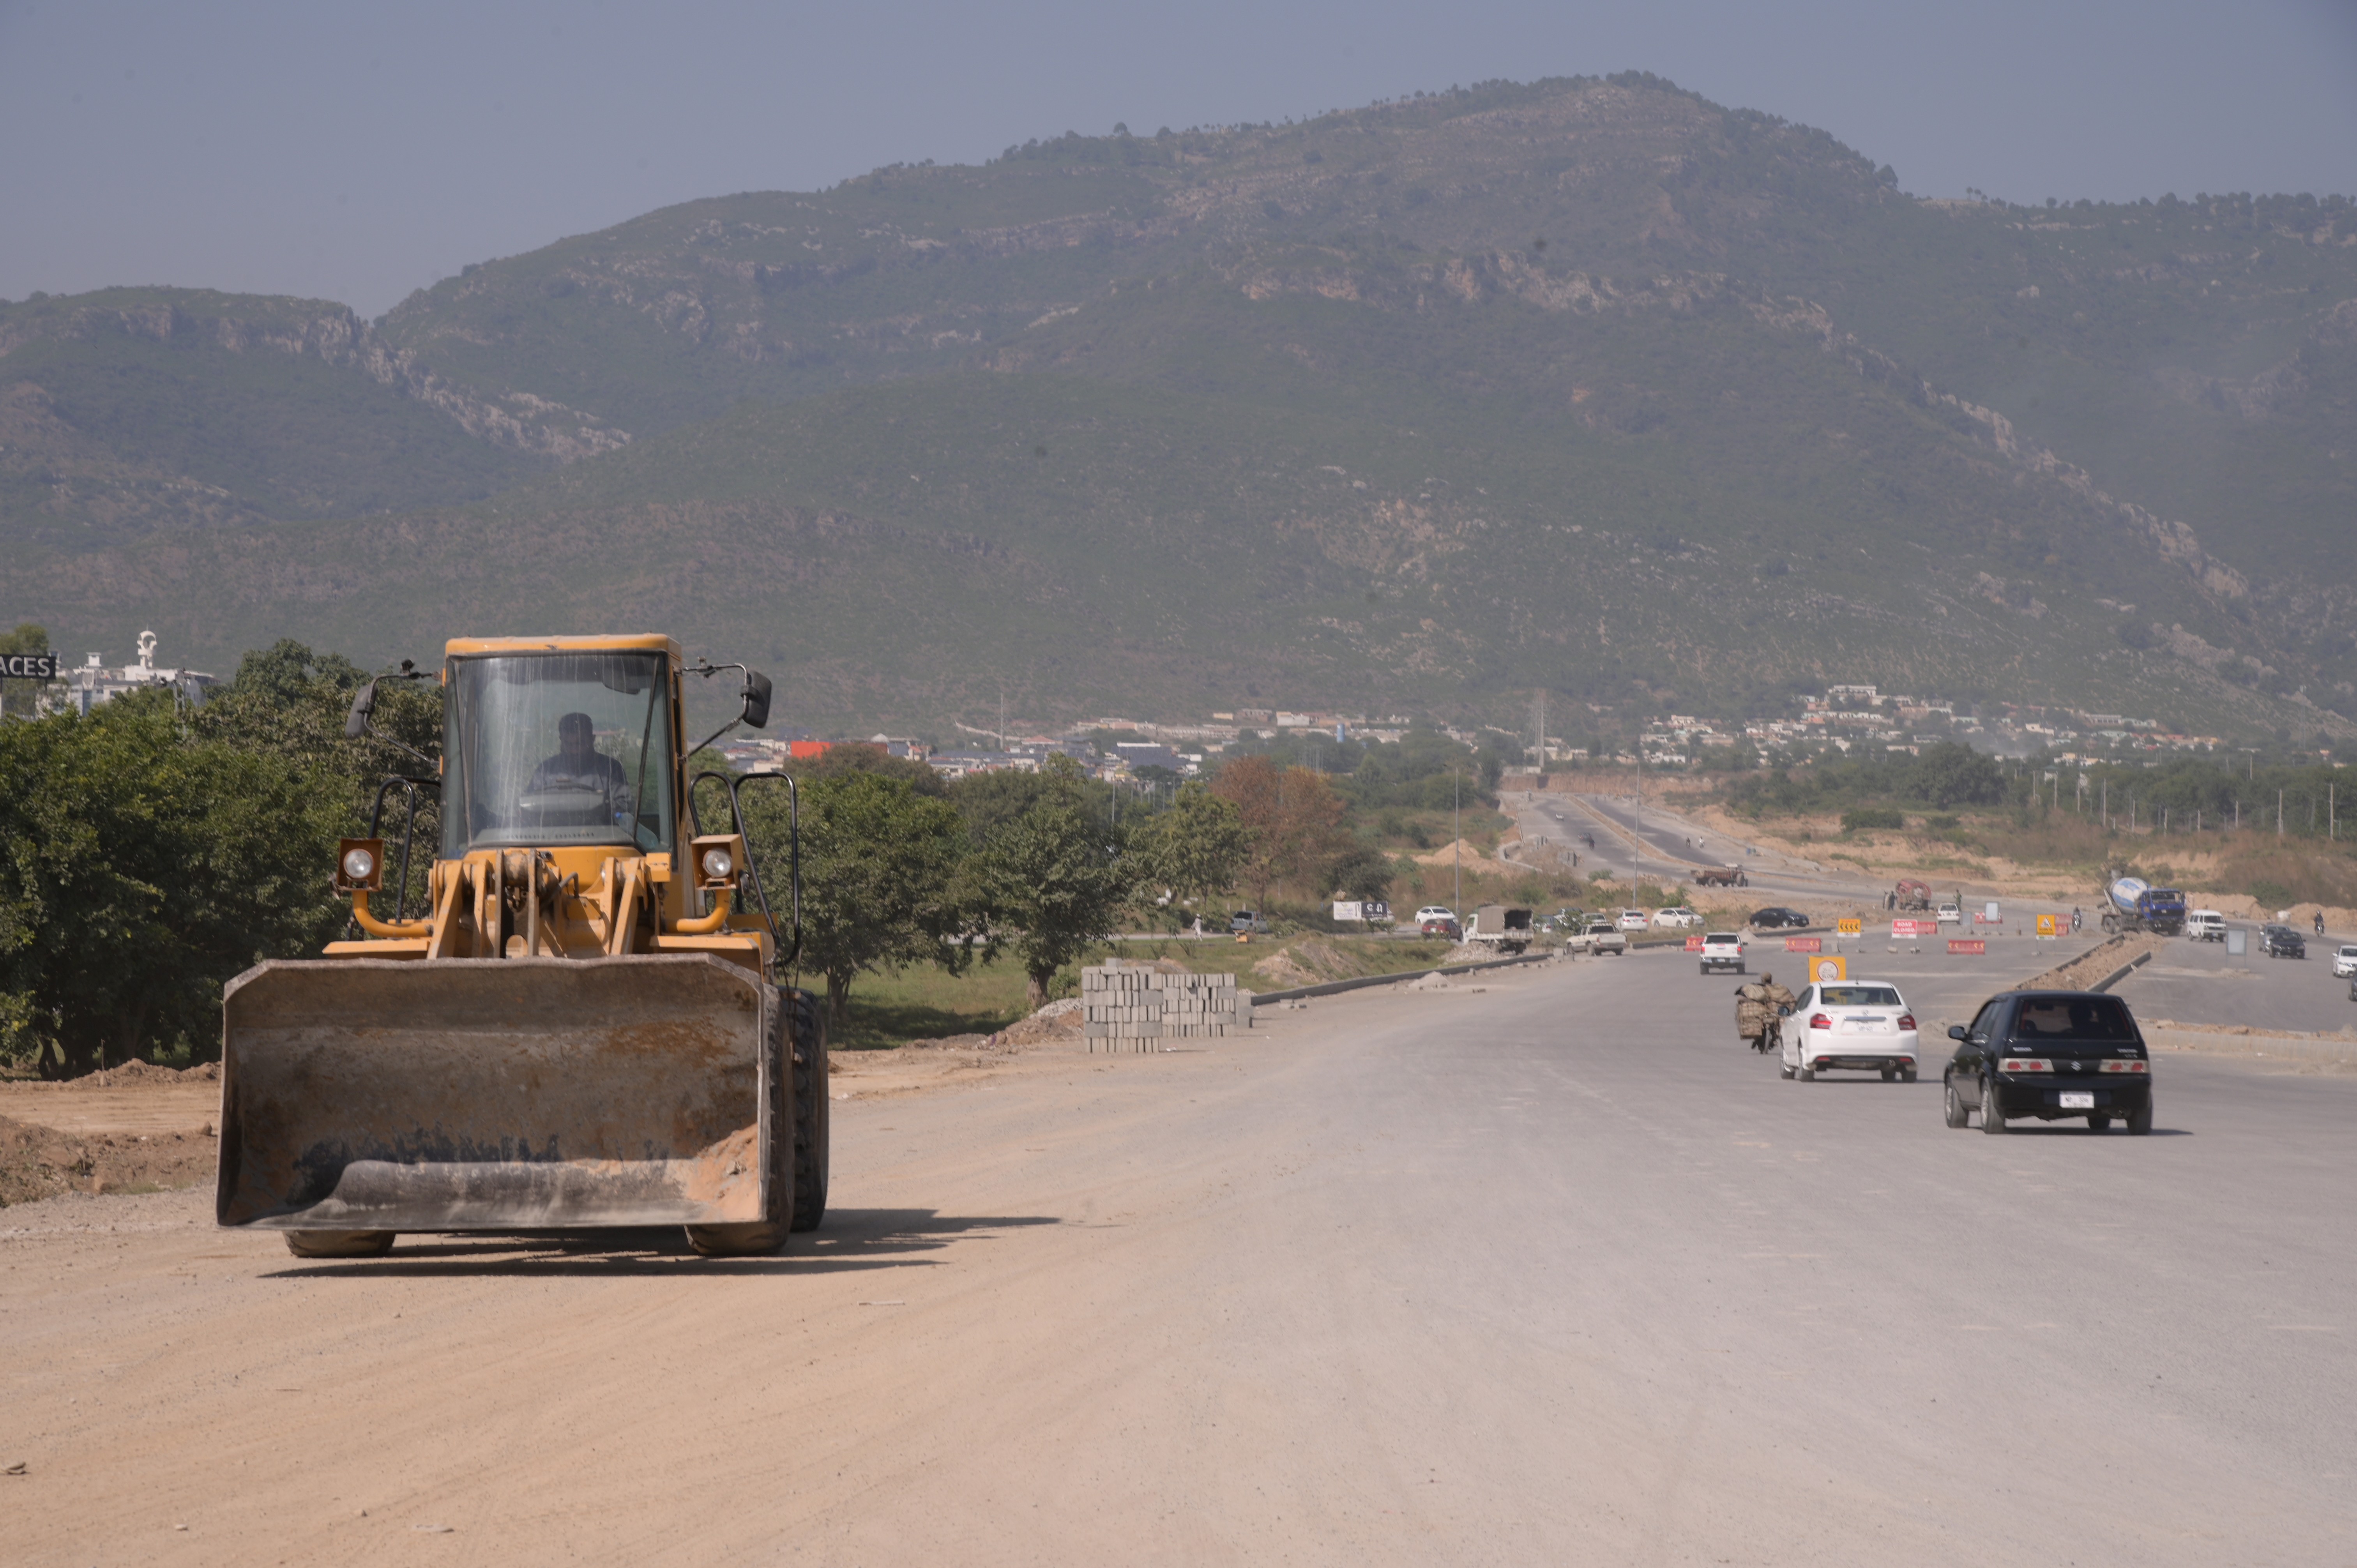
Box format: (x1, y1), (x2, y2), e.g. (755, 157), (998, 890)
(2101, 876), (2186, 936)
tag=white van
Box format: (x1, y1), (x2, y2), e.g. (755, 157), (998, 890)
(2185, 909), (2226, 942)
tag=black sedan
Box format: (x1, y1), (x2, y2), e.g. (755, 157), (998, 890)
(1747, 906), (1811, 930)
(2261, 924), (2307, 959)
(1942, 989), (2153, 1134)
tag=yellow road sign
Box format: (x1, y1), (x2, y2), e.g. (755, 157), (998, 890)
(1836, 918), (1862, 936)
(2035, 913), (2059, 937)
(1809, 956), (1849, 983)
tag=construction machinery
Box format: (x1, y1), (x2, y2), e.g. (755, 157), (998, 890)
(214, 635), (825, 1259)
(2100, 873), (2186, 936)
(1894, 879), (1933, 911)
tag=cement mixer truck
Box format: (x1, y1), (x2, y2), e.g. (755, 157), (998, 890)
(2100, 874), (2186, 936)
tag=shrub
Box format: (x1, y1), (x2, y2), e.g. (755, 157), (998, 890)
(1841, 807), (1905, 832)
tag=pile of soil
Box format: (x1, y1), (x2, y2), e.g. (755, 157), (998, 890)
(0, 1114), (216, 1207)
(910, 998), (1084, 1053)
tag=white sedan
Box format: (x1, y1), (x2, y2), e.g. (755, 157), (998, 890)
(1414, 906), (1456, 924)
(1780, 980), (1920, 1082)
(1652, 906), (1702, 929)
(1615, 909), (1652, 932)
(2334, 944), (2357, 978)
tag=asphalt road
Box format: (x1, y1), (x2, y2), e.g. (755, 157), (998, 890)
(2118, 929), (2357, 1035)
(5, 952), (2350, 1564)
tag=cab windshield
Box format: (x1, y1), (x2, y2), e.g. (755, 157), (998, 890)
(443, 653), (674, 854)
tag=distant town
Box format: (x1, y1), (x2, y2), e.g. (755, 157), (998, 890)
(30, 635), (2308, 780)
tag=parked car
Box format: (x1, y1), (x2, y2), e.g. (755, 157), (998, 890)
(1652, 906), (1702, 929)
(2185, 909), (2228, 942)
(2261, 924), (2308, 959)
(1615, 909), (1651, 932)
(1781, 980), (1919, 1082)
(1935, 901), (1964, 926)
(1229, 909), (1270, 934)
(1747, 906), (1811, 930)
(1942, 990), (2153, 1134)
(2334, 944), (2357, 979)
(1698, 932), (1746, 975)
(1420, 916), (1462, 940)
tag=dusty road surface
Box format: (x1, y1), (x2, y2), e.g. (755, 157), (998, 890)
(6, 954), (2353, 1566)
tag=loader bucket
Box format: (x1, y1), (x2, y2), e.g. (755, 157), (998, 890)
(216, 955), (774, 1233)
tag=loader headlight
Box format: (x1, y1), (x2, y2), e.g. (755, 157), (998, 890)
(334, 837), (385, 892)
(700, 847), (734, 882)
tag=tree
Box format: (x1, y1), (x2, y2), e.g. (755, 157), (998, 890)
(744, 770), (977, 1027)
(1905, 742), (2004, 808)
(1211, 755), (1350, 909)
(1133, 780), (1251, 928)
(1323, 842), (1396, 906)
(975, 755), (1134, 1008)
(0, 692), (339, 1076)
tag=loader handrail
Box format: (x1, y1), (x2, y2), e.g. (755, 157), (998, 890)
(688, 768), (801, 977)
(364, 773), (440, 925)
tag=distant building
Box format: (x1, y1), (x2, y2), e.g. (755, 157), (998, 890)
(1113, 742), (1187, 774)
(52, 631), (218, 715)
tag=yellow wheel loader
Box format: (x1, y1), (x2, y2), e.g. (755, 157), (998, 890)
(214, 635), (826, 1259)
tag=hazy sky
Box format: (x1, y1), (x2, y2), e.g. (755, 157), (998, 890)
(4, 0), (2355, 318)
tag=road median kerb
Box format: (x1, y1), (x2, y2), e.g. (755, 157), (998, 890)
(1250, 950), (1560, 1006)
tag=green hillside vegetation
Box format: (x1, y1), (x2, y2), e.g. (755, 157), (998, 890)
(5, 74), (2355, 738)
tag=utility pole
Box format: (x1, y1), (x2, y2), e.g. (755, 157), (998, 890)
(2279, 788), (2285, 839)
(2102, 779), (2108, 828)
(1453, 766), (1463, 923)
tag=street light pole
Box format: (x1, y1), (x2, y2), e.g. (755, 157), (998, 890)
(1453, 766), (1462, 924)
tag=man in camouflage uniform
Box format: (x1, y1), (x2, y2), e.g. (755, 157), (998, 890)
(1735, 971), (1797, 1053)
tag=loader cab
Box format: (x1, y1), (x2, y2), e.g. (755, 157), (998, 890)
(442, 646), (680, 858)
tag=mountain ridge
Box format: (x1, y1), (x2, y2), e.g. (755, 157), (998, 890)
(4, 73), (2353, 741)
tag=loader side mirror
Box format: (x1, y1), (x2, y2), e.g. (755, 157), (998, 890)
(344, 680), (378, 740)
(741, 671), (772, 730)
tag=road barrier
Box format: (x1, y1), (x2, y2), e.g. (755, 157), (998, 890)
(1784, 937), (1823, 954)
(1948, 938), (1986, 955)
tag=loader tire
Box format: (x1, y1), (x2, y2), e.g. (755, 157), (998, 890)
(685, 985), (794, 1258)
(789, 987), (829, 1233)
(284, 1230), (394, 1259)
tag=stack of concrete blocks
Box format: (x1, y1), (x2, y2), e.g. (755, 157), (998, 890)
(1081, 960), (1245, 1051)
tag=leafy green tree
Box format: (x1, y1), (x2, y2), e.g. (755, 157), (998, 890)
(0, 692), (339, 1076)
(1133, 780), (1252, 930)
(743, 769), (977, 1026)
(1323, 842), (1396, 906)
(976, 755), (1135, 1008)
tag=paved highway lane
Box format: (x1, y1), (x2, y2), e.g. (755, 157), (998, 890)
(5, 953), (2350, 1564)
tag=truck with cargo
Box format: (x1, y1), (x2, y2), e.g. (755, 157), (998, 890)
(2101, 875), (2187, 936)
(1466, 905), (1535, 954)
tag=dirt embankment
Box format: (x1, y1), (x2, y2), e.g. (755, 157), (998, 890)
(2018, 931), (2167, 992)
(0, 1061), (222, 1206)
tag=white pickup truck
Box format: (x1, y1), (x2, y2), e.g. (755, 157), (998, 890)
(1571, 920), (1627, 957)
(1697, 932), (1747, 975)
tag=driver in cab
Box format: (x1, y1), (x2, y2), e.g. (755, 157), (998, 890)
(528, 711), (634, 825)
